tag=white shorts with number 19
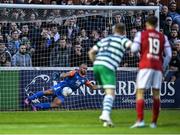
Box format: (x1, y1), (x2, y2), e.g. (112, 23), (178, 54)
(136, 69), (163, 90)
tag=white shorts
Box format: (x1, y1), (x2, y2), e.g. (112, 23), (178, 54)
(136, 69), (162, 89)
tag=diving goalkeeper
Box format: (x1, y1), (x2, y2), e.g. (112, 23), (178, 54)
(24, 64), (97, 111)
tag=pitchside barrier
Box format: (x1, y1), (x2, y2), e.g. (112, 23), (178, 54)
(0, 67), (179, 111)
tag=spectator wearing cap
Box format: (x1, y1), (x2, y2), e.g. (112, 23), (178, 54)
(0, 40), (11, 66)
(11, 44), (32, 67)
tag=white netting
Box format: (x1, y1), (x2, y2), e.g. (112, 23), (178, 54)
(0, 5), (159, 111)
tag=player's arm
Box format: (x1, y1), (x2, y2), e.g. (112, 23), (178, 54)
(124, 39), (133, 49)
(163, 35), (172, 71)
(60, 70), (76, 80)
(131, 32), (141, 53)
(85, 80), (97, 90)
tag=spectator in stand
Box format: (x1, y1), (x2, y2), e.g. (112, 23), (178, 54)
(100, 29), (109, 39)
(0, 40), (11, 67)
(89, 29), (101, 45)
(90, 0), (106, 5)
(160, 5), (169, 28)
(169, 29), (179, 47)
(2, 22), (20, 43)
(113, 14), (125, 25)
(171, 23), (180, 38)
(0, 8), (9, 21)
(163, 16), (173, 37)
(67, 0), (74, 5)
(20, 24), (30, 39)
(10, 9), (24, 21)
(12, 44), (32, 67)
(28, 0), (44, 4)
(32, 38), (50, 67)
(29, 13), (37, 21)
(48, 9), (62, 21)
(49, 24), (60, 43)
(137, 0), (149, 6)
(155, 0), (163, 11)
(50, 0), (57, 5)
(0, 0), (11, 3)
(124, 11), (136, 34)
(7, 30), (21, 55)
(121, 51), (139, 67)
(168, 1), (180, 27)
(79, 0), (91, 5)
(127, 0), (137, 6)
(21, 36), (35, 56)
(70, 41), (86, 67)
(79, 28), (89, 42)
(169, 47), (179, 70)
(30, 20), (42, 48)
(85, 10), (105, 33)
(129, 27), (137, 41)
(8, 22), (21, 37)
(50, 37), (70, 67)
(16, 0), (26, 4)
(63, 17), (79, 40)
(40, 23), (60, 48)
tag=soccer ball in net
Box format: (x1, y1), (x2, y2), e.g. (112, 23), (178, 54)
(62, 87), (73, 97)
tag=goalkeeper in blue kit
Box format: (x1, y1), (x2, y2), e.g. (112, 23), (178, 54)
(24, 64), (97, 111)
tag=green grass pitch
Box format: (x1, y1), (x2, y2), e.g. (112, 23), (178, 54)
(0, 109), (180, 134)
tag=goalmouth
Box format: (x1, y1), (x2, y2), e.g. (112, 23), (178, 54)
(0, 4), (168, 111)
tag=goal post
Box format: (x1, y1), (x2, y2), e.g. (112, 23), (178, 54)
(0, 4), (168, 111)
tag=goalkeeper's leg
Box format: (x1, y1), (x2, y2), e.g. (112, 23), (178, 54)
(33, 97), (64, 110)
(25, 89), (53, 105)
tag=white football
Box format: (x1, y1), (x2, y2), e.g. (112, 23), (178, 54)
(62, 87), (73, 97)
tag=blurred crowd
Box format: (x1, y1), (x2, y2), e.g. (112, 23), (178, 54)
(0, 0), (179, 80)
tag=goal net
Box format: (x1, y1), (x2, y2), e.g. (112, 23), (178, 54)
(0, 4), (161, 111)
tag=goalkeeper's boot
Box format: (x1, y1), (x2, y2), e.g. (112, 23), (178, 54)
(24, 98), (31, 106)
(130, 120), (145, 128)
(99, 114), (114, 127)
(149, 123), (157, 128)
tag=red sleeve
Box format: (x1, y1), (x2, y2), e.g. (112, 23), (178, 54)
(69, 70), (76, 77)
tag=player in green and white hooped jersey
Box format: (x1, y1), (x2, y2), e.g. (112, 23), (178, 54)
(88, 23), (132, 127)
